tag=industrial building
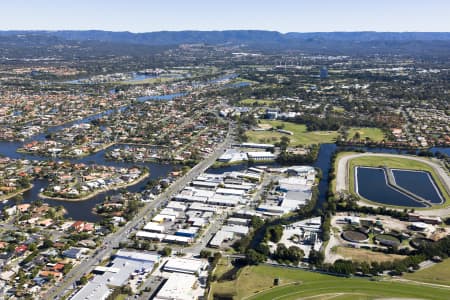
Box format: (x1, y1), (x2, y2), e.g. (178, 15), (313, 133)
(154, 273), (198, 300)
(163, 257), (208, 275)
(71, 250), (159, 300)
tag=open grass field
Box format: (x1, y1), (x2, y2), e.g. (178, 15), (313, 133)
(246, 120), (339, 146)
(347, 127), (385, 142)
(332, 106), (346, 113)
(336, 246), (406, 263)
(347, 155), (450, 206)
(213, 257), (235, 279)
(239, 99), (278, 106)
(403, 259), (450, 286)
(209, 265), (450, 300)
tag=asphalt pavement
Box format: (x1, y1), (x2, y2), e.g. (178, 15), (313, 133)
(45, 122), (234, 299)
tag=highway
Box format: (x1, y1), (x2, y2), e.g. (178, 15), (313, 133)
(45, 122), (235, 299)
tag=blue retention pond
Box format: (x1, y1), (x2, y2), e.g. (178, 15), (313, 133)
(355, 167), (426, 207)
(392, 169), (444, 204)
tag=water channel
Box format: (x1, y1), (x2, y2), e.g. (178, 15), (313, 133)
(1, 99), (449, 221)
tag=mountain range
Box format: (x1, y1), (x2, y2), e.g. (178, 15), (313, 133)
(1, 30), (449, 46)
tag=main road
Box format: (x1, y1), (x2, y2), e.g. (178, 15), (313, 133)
(45, 122), (235, 300)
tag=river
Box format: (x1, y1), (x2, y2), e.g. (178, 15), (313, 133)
(1, 89), (448, 221)
(207, 143), (449, 212)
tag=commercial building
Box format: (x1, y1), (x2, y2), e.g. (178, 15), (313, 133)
(209, 230), (235, 248)
(71, 250), (158, 300)
(176, 227), (199, 238)
(136, 231), (165, 241)
(166, 201), (187, 212)
(218, 149), (248, 163)
(163, 257), (208, 275)
(227, 217), (249, 226)
(247, 151), (276, 161)
(163, 235), (193, 244)
(154, 273), (198, 300)
(236, 142), (275, 150)
(143, 222), (166, 233)
(221, 225), (249, 236)
(320, 66), (328, 79)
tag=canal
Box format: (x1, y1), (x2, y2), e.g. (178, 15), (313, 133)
(0, 113), (448, 221)
(0, 93), (185, 222)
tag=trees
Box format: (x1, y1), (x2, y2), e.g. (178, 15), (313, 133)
(160, 246), (172, 257)
(309, 249), (324, 266)
(245, 249), (266, 265)
(200, 249), (212, 258)
(279, 136), (290, 150)
(79, 276), (88, 285)
(273, 243), (304, 265)
(268, 225), (283, 243)
(17, 176), (31, 189)
(250, 216), (264, 230)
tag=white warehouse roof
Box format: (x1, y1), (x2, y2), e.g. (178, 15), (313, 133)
(163, 257), (208, 274)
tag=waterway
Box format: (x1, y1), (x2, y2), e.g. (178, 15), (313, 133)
(64, 73), (159, 85)
(206, 143), (450, 211)
(0, 92), (186, 221)
(1, 107), (449, 220)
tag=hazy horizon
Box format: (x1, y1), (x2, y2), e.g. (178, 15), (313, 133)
(1, 0), (449, 33)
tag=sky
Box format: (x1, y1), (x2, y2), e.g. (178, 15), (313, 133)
(1, 0), (449, 33)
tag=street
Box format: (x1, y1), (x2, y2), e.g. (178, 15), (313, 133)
(44, 122), (234, 299)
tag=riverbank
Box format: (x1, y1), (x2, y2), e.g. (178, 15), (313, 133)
(0, 185), (33, 201)
(38, 171), (149, 202)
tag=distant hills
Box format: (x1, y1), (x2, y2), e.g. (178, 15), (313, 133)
(1, 30), (449, 59)
(1, 30), (449, 46)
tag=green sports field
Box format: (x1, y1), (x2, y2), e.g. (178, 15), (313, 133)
(238, 99), (278, 106)
(246, 120), (338, 146)
(210, 265), (450, 300)
(346, 127), (385, 142)
(403, 259), (450, 286)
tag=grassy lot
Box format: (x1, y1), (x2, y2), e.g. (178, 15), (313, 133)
(403, 259), (450, 286)
(347, 127), (385, 142)
(348, 154), (450, 206)
(246, 120), (338, 146)
(336, 246), (406, 263)
(213, 257), (235, 279)
(209, 265), (450, 300)
(239, 99), (278, 106)
(332, 106), (346, 113)
(114, 294), (128, 300)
